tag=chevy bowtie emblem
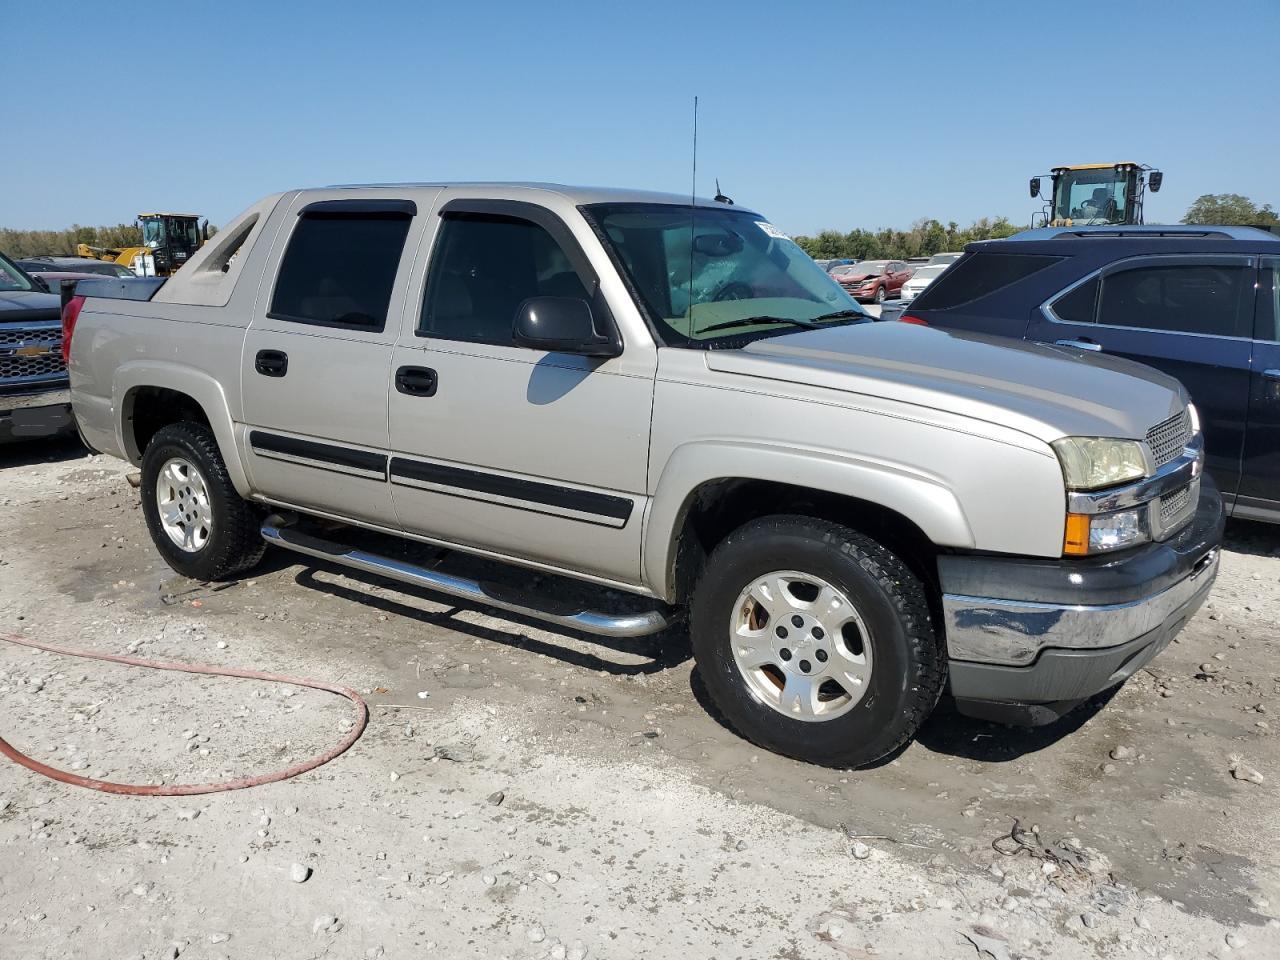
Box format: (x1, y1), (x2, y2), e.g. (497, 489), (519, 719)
(14, 344), (53, 357)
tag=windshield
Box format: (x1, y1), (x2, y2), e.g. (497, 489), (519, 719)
(912, 264), (948, 280)
(1052, 170), (1128, 224)
(927, 252), (962, 265)
(0, 254), (35, 292)
(585, 204), (869, 346)
(142, 218), (164, 247)
(842, 261), (887, 276)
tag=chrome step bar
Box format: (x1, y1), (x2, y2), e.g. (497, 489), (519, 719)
(260, 517), (673, 639)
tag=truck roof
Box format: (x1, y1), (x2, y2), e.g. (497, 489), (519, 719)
(320, 181), (753, 210)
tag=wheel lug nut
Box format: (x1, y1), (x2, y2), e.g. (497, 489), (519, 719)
(812, 626), (825, 640)
(798, 659), (811, 673)
(775, 626), (788, 639)
(815, 649), (828, 663)
(791, 615), (804, 628)
(779, 648), (792, 662)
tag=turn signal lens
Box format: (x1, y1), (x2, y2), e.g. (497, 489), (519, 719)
(899, 314), (928, 325)
(1063, 514), (1091, 555)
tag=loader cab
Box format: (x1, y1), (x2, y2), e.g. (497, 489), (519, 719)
(1030, 163), (1162, 228)
(137, 213), (205, 275)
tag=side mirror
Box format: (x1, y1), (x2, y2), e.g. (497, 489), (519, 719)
(1029, 177), (1041, 199)
(512, 296), (620, 358)
(1148, 171), (1163, 192)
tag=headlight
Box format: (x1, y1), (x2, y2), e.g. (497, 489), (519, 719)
(1051, 436), (1148, 491)
(1064, 507), (1149, 555)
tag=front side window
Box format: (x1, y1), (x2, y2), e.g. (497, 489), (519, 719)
(268, 213), (411, 331)
(1096, 263), (1253, 337)
(419, 214), (589, 345)
(583, 203), (868, 347)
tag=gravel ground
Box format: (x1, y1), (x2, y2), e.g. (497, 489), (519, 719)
(1, 437), (1277, 959)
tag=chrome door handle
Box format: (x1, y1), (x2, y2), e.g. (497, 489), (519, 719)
(1055, 338), (1102, 352)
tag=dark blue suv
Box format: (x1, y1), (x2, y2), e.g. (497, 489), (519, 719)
(899, 226), (1280, 522)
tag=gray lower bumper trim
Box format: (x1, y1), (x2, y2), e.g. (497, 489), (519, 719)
(0, 386), (70, 413)
(944, 549), (1218, 666)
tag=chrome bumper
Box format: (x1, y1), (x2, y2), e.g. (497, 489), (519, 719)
(943, 548), (1218, 666)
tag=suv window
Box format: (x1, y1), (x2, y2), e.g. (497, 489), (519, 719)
(419, 214), (589, 345)
(1049, 276), (1099, 324)
(269, 212), (411, 331)
(1096, 263), (1252, 337)
(911, 252), (1062, 310)
(1255, 259), (1279, 342)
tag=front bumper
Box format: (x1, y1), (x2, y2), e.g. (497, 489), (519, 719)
(941, 475), (1223, 724)
(0, 383), (73, 441)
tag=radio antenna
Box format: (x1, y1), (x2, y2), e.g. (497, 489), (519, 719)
(686, 95), (698, 330)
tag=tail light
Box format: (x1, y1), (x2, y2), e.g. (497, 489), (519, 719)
(898, 313), (928, 326)
(61, 294), (85, 364)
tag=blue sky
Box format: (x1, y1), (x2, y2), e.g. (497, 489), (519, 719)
(4, 0), (1277, 235)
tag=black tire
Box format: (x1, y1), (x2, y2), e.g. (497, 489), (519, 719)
(689, 515), (944, 768)
(140, 422), (265, 581)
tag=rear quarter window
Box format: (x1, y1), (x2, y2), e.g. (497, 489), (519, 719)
(910, 252), (1063, 310)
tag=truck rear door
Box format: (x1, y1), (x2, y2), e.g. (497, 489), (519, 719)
(240, 196), (423, 527)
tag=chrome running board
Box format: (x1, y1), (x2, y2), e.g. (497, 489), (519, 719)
(260, 517), (672, 639)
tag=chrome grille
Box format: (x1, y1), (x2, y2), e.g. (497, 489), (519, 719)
(1146, 409), (1192, 468)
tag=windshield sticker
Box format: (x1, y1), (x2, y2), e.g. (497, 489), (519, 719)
(755, 221), (789, 240)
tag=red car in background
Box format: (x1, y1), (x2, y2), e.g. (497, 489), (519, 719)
(831, 260), (913, 303)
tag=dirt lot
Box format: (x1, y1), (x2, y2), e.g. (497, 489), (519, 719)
(1, 438), (1277, 960)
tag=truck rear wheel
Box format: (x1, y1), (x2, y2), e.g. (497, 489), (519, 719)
(689, 515), (944, 768)
(140, 422), (265, 582)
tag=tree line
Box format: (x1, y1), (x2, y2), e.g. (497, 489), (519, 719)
(793, 217), (1022, 261)
(0, 224), (144, 259)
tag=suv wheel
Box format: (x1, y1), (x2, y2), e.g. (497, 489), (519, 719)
(690, 515), (944, 767)
(140, 422), (265, 581)
(875, 285), (887, 304)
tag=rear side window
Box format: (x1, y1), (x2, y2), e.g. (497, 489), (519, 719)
(1096, 263), (1253, 337)
(269, 212), (411, 331)
(419, 214), (589, 345)
(911, 252), (1062, 310)
(1049, 276), (1099, 324)
(1258, 259), (1280, 342)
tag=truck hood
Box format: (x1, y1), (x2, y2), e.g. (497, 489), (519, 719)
(705, 322), (1186, 443)
(0, 289), (61, 321)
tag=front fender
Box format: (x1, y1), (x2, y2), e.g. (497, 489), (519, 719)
(113, 361), (250, 496)
(642, 440), (975, 602)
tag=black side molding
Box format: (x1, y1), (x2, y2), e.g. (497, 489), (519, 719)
(389, 457), (632, 523)
(249, 431), (387, 478)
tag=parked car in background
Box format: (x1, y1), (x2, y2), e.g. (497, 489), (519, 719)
(900, 262), (949, 300)
(824, 257), (859, 273)
(900, 225), (1280, 521)
(832, 260), (913, 303)
(927, 251), (964, 266)
(17, 257), (136, 286)
(0, 252), (73, 442)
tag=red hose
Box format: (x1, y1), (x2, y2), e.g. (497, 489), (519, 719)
(0, 632), (368, 796)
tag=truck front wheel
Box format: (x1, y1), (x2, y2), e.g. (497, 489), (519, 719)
(689, 515), (944, 768)
(140, 422), (265, 582)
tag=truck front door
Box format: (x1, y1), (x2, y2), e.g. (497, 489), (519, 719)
(387, 197), (655, 588)
(240, 196), (422, 527)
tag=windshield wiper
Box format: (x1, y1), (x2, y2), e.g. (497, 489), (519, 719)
(809, 309), (870, 322)
(696, 315), (820, 335)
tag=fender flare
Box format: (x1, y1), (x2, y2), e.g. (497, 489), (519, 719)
(113, 361), (250, 496)
(642, 440), (975, 602)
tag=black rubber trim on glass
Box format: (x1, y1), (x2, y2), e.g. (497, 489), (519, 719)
(389, 456), (632, 523)
(248, 431), (387, 478)
(297, 199), (417, 218)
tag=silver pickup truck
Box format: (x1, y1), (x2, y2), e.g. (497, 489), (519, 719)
(65, 183), (1222, 767)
